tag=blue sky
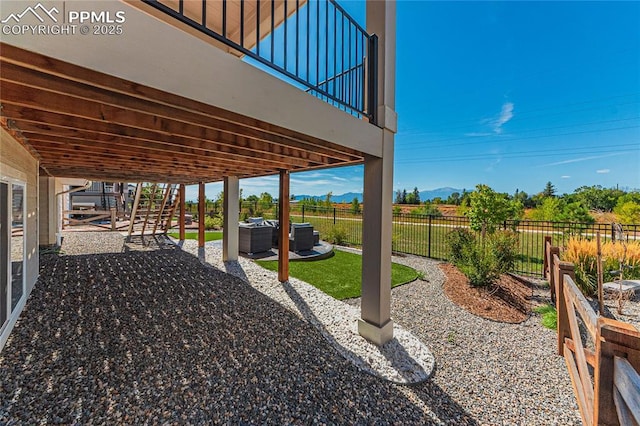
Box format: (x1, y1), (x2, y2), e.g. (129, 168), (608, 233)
(187, 1), (640, 201)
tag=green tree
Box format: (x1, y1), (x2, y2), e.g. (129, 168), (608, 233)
(543, 181), (556, 197)
(556, 201), (594, 223)
(259, 192), (274, 210)
(615, 201), (640, 224)
(529, 197), (562, 221)
(412, 187), (421, 204)
(350, 197), (361, 214)
(530, 198), (594, 223)
(446, 192), (461, 205)
(465, 184), (523, 237)
(572, 185), (625, 212)
(394, 189), (403, 204)
(514, 189), (534, 208)
(324, 192), (333, 208)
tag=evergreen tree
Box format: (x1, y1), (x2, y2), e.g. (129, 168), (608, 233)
(350, 197), (361, 214)
(412, 187), (420, 204)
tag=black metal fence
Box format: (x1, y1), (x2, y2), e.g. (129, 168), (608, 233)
(143, 0), (377, 122)
(184, 201), (640, 277)
(288, 206), (640, 277)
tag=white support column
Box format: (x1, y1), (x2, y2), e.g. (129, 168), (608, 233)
(223, 176), (239, 261)
(359, 0), (397, 346)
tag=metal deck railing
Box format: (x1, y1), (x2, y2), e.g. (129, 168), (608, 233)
(142, 0), (378, 124)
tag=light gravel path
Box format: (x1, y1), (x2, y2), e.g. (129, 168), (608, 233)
(0, 232), (582, 424)
(341, 247), (581, 425)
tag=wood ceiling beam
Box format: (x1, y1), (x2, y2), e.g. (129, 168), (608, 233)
(0, 43), (361, 159)
(44, 167), (206, 184)
(0, 59), (361, 162)
(0, 81), (351, 165)
(1, 107), (323, 170)
(41, 162), (231, 184)
(30, 139), (276, 176)
(22, 130), (278, 171)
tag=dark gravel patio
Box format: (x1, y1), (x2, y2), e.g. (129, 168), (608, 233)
(0, 233), (475, 425)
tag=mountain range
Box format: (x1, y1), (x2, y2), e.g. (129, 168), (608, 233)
(293, 187), (463, 203)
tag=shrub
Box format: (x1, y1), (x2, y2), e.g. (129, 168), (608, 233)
(458, 243), (500, 287)
(446, 229), (518, 288)
(408, 204), (443, 217)
(204, 215), (222, 230)
(326, 226), (348, 245)
(446, 228), (476, 265)
(489, 230), (519, 273)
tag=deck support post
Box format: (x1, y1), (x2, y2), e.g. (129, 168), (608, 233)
(179, 184), (186, 245)
(198, 182), (205, 260)
(359, 0), (396, 346)
(360, 137), (394, 346)
(223, 176), (239, 261)
(278, 170), (290, 282)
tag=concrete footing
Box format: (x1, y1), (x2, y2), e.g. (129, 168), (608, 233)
(358, 318), (394, 346)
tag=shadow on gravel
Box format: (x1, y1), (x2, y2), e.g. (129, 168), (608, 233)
(1, 245), (478, 424)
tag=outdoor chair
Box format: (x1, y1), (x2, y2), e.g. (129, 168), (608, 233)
(264, 220), (279, 247)
(289, 223), (314, 252)
(238, 222), (272, 254)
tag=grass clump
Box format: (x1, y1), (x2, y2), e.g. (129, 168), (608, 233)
(167, 231), (223, 242)
(256, 250), (418, 300)
(562, 238), (640, 296)
(533, 304), (557, 330)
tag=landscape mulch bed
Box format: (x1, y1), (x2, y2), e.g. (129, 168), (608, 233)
(440, 263), (533, 323)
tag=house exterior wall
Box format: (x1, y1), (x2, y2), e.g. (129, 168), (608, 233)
(2, 0), (384, 158)
(0, 127), (39, 350)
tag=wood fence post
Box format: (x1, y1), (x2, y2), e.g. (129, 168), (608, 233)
(594, 319), (640, 425)
(110, 208), (116, 231)
(555, 257), (575, 356)
(543, 236), (552, 279)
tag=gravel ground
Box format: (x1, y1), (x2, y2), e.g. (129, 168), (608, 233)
(340, 247), (581, 425)
(0, 232), (581, 424)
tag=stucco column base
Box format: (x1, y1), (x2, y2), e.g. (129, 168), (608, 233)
(358, 318), (394, 346)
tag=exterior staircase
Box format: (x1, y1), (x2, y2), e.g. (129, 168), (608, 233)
(127, 183), (180, 238)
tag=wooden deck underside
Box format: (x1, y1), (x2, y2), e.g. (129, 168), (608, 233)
(0, 43), (363, 184)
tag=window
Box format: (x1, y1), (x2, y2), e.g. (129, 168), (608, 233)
(1, 181), (26, 333)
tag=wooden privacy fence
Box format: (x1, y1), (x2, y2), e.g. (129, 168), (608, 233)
(545, 238), (640, 425)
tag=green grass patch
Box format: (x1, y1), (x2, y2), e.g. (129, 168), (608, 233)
(256, 249), (419, 300)
(167, 231), (223, 242)
(533, 304), (557, 330)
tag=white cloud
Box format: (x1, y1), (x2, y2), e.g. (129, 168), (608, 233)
(561, 175), (571, 179)
(464, 132), (494, 137)
(540, 152), (625, 167)
(493, 102), (514, 134)
(596, 169), (610, 174)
